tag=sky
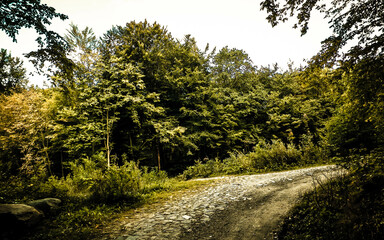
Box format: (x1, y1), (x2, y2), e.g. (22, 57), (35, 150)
(0, 0), (332, 87)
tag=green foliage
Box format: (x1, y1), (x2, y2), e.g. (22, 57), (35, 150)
(1, 0), (74, 78)
(260, 0), (383, 66)
(89, 162), (142, 203)
(0, 0), (67, 42)
(182, 158), (224, 179)
(100, 21), (209, 169)
(326, 57), (384, 156)
(247, 140), (302, 170)
(40, 155), (171, 204)
(0, 49), (28, 94)
(65, 23), (98, 53)
(181, 139), (327, 179)
(1, 1), (382, 237)
(0, 89), (55, 177)
(210, 46), (256, 91)
(19, 20), (335, 177)
(278, 152), (384, 240)
(259, 2), (384, 239)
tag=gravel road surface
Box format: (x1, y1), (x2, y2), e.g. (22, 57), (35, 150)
(100, 165), (342, 240)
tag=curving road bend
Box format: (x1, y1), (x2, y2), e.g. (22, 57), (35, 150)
(100, 165), (343, 240)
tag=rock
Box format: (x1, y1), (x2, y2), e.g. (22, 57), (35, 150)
(27, 198), (61, 215)
(0, 203), (43, 229)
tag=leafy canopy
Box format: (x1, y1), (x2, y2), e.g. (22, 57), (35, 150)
(0, 0), (74, 77)
(260, 0), (384, 66)
(0, 0), (67, 41)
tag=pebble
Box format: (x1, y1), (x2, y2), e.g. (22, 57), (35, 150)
(99, 166), (338, 240)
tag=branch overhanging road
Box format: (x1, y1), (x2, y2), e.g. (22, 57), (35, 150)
(100, 165), (344, 240)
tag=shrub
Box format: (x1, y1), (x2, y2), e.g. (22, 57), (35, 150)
(222, 152), (252, 174)
(247, 140), (302, 170)
(182, 158), (224, 179)
(89, 161), (142, 203)
(140, 166), (170, 193)
(181, 139), (328, 179)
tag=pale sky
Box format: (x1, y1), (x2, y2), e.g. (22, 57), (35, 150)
(0, 0), (332, 86)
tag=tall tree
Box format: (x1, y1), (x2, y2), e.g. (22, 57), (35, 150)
(260, 0), (384, 154)
(47, 24), (104, 170)
(65, 23), (98, 54)
(100, 21), (209, 170)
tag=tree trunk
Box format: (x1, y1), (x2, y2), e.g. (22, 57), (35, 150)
(61, 151), (64, 178)
(41, 133), (52, 176)
(106, 109), (111, 168)
(157, 143), (161, 171)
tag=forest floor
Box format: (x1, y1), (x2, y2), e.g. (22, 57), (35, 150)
(98, 165), (343, 240)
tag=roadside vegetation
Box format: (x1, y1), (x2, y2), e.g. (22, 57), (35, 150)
(182, 139), (328, 179)
(277, 151), (384, 240)
(260, 0), (384, 239)
(0, 0), (383, 239)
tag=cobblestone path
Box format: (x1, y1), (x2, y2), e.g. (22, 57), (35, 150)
(100, 165), (341, 240)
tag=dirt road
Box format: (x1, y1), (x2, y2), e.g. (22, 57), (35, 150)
(101, 166), (342, 240)
(180, 173), (333, 240)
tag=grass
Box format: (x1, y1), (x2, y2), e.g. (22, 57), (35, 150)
(2, 141), (330, 239)
(18, 175), (215, 240)
(181, 140), (330, 179)
(276, 151), (384, 240)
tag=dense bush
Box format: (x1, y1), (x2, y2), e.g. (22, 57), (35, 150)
(0, 156), (177, 240)
(1, 153), (172, 204)
(181, 140), (327, 179)
(45, 157), (171, 203)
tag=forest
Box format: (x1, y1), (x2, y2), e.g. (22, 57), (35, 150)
(1, 0), (383, 239)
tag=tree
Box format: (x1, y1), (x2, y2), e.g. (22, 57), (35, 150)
(87, 61), (148, 168)
(210, 46), (256, 91)
(0, 49), (28, 94)
(0, 0), (67, 42)
(260, 0), (383, 66)
(0, 89), (54, 177)
(51, 24), (101, 98)
(64, 23), (99, 77)
(260, 0), (384, 154)
(0, 0), (74, 78)
(326, 58), (384, 155)
(100, 21), (210, 170)
(65, 23), (98, 54)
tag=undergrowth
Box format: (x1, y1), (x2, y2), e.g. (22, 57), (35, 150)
(276, 150), (384, 240)
(181, 140), (328, 179)
(0, 155), (213, 240)
(0, 140), (328, 240)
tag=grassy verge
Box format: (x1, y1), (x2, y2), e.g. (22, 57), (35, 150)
(276, 151), (384, 240)
(1, 163), (215, 240)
